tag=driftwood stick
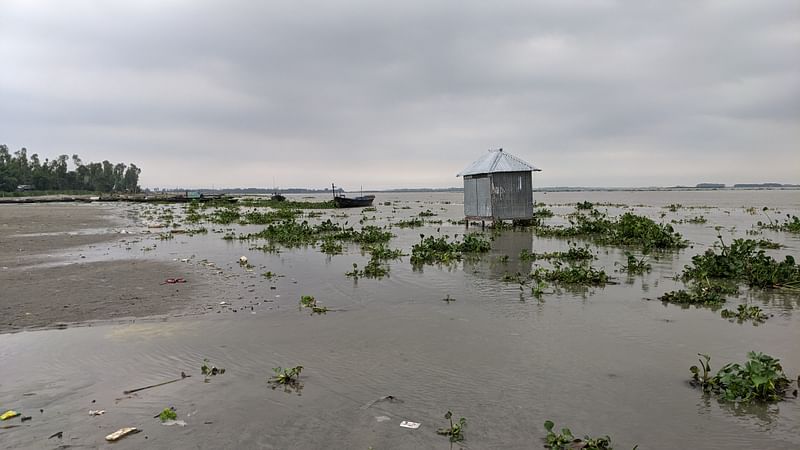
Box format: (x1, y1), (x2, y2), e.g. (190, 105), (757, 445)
(123, 372), (190, 395)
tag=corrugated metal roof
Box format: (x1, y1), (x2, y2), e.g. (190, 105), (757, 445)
(456, 149), (541, 177)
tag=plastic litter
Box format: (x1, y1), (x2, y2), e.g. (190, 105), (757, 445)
(105, 427), (140, 441)
(20, 416), (31, 422)
(161, 419), (187, 427)
(375, 416), (391, 422)
(0, 410), (20, 421)
(161, 277), (187, 285)
(89, 410), (106, 416)
(400, 420), (421, 429)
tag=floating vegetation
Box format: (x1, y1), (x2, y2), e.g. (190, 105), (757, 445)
(659, 280), (738, 306)
(201, 359), (226, 378)
(436, 411), (466, 442)
(269, 365), (303, 386)
(365, 243), (404, 260)
(531, 280), (548, 299)
(720, 305), (768, 323)
(575, 201), (594, 210)
(532, 210), (687, 251)
(158, 408), (177, 422)
(672, 215), (707, 224)
(418, 209), (437, 217)
(394, 217), (425, 228)
(616, 251), (651, 275)
(534, 207), (554, 218)
(690, 352), (792, 402)
(681, 237), (800, 290)
(242, 219), (392, 250)
(210, 206), (241, 224)
(442, 294), (456, 303)
(757, 209), (800, 233)
(346, 258), (389, 279)
(543, 420), (622, 450)
(410, 233), (491, 266)
(755, 238), (782, 249)
(299, 295), (327, 314)
(319, 238), (343, 255)
(531, 261), (610, 286)
(520, 245), (595, 262)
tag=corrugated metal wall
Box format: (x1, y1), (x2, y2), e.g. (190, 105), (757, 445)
(490, 171), (533, 219)
(463, 175), (492, 218)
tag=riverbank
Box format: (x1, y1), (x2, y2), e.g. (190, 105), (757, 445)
(0, 203), (216, 333)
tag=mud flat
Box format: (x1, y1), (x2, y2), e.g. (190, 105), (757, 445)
(0, 203), (211, 333)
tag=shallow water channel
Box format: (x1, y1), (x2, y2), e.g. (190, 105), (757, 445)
(2, 190), (799, 449)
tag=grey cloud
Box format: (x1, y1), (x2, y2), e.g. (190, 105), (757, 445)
(0, 0), (797, 188)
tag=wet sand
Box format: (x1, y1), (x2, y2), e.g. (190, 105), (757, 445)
(0, 204), (212, 333)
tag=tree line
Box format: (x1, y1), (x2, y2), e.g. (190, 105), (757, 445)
(0, 145), (141, 193)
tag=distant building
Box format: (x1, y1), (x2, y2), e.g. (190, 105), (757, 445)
(457, 149), (541, 222)
(696, 183), (725, 189)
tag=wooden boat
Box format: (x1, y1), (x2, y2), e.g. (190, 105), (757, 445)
(331, 183), (375, 208)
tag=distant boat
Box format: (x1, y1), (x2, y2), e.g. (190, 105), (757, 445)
(331, 183), (375, 208)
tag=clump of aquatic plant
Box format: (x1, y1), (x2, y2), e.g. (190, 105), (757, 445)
(757, 212), (800, 234)
(242, 208), (300, 224)
(269, 365), (303, 385)
(690, 352), (792, 402)
(755, 239), (782, 249)
(418, 209), (437, 217)
(365, 243), (404, 260)
(319, 238), (343, 255)
(534, 207), (554, 218)
(201, 359), (226, 377)
(681, 236), (800, 289)
(410, 233), (491, 266)
(159, 407), (177, 422)
(299, 295), (327, 314)
(575, 201), (594, 210)
(616, 251), (651, 275)
(720, 305), (768, 323)
(209, 206), (241, 224)
(531, 280), (548, 299)
(665, 203), (683, 212)
(442, 294), (456, 303)
(436, 411), (466, 442)
(531, 261), (610, 286)
(532, 210), (687, 251)
(659, 280), (738, 306)
(346, 257), (389, 279)
(543, 420), (622, 450)
(395, 217), (425, 228)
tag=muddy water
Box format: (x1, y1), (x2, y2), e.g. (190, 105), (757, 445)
(1, 190), (799, 449)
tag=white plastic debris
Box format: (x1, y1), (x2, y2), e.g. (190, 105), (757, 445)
(105, 427), (139, 441)
(400, 420), (420, 429)
(161, 419), (187, 427)
(375, 416), (391, 422)
(89, 410), (105, 416)
(239, 256), (248, 264)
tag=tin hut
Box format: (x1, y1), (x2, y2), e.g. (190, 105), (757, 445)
(457, 148), (541, 223)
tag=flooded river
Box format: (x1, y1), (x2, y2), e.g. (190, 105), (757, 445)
(1, 190), (799, 449)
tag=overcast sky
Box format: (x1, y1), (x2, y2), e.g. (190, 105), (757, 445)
(1, 1), (798, 189)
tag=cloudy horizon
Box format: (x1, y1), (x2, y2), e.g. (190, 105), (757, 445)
(1, 0), (798, 190)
